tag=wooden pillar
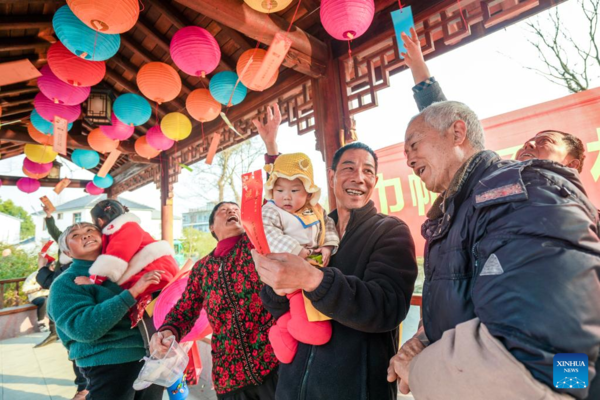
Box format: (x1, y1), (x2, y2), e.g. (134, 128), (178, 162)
(312, 45), (349, 212)
(160, 155), (174, 246)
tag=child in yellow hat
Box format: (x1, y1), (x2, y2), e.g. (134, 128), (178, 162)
(262, 152), (339, 364)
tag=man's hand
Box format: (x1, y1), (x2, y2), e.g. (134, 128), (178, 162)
(74, 276), (93, 285)
(315, 246), (333, 267)
(400, 27), (431, 85)
(149, 330), (176, 357)
(42, 204), (53, 219)
(252, 250), (324, 295)
(252, 103), (282, 155)
(128, 270), (164, 299)
(387, 336), (426, 394)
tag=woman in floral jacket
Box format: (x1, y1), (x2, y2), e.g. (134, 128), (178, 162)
(150, 201), (279, 400)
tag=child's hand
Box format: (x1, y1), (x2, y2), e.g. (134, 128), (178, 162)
(128, 271), (164, 299)
(314, 246), (334, 267)
(299, 248), (311, 259)
(74, 276), (93, 285)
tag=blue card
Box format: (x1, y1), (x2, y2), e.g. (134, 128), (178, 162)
(391, 6), (415, 59)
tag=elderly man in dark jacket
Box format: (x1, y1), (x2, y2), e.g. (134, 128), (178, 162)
(251, 105), (418, 400)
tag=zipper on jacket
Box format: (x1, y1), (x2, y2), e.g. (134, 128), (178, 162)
(299, 346), (315, 400)
(219, 260), (261, 386)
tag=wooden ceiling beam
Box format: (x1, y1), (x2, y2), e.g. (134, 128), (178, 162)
(0, 15), (53, 31)
(0, 94), (35, 107)
(0, 175), (90, 188)
(0, 37), (52, 53)
(173, 0), (327, 77)
(1, 106), (33, 118)
(0, 87), (39, 98)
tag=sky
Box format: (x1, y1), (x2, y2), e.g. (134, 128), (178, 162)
(0, 0), (596, 225)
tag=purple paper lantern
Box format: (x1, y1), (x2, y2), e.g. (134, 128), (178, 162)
(23, 159), (52, 174)
(170, 27), (221, 78)
(146, 126), (174, 151)
(100, 113), (134, 140)
(37, 65), (91, 106)
(17, 177), (41, 194)
(86, 181), (104, 195)
(34, 92), (81, 123)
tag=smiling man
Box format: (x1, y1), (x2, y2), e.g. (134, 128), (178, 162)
(252, 105), (418, 400)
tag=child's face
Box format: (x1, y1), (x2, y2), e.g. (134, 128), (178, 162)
(273, 178), (310, 213)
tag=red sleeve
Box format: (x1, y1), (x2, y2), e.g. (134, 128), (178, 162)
(105, 223), (145, 263)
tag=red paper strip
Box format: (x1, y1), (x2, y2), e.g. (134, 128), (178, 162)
(241, 170), (271, 255)
(54, 177), (71, 194)
(205, 133), (221, 165)
(52, 116), (68, 155)
(251, 33), (292, 91)
(97, 149), (121, 178)
(40, 240), (54, 254)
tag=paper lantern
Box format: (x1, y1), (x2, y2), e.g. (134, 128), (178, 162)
(320, 0), (375, 41)
(153, 277), (210, 342)
(23, 166), (50, 180)
(34, 92), (81, 123)
(23, 159), (52, 174)
(93, 173), (113, 188)
(186, 89), (221, 123)
(209, 71), (247, 106)
(113, 93), (152, 126)
(146, 126), (174, 151)
(100, 113), (135, 140)
(37, 65), (91, 105)
(135, 136), (161, 159)
(24, 144), (58, 164)
(71, 149), (100, 169)
(17, 178), (41, 194)
(66, 0), (139, 34)
(244, 0), (294, 13)
(53, 5), (121, 61)
(88, 128), (119, 153)
(27, 123), (54, 146)
(236, 49), (278, 91)
(137, 62), (182, 104)
(48, 41), (106, 87)
(170, 27), (221, 78)
(30, 110), (73, 135)
(160, 112), (192, 141)
(86, 181), (104, 195)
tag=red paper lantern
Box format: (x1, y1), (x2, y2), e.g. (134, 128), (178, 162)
(185, 89), (221, 123)
(34, 92), (81, 123)
(47, 41), (106, 87)
(137, 62), (182, 104)
(320, 0), (375, 41)
(170, 27), (221, 78)
(86, 181), (105, 195)
(146, 126), (174, 151)
(23, 166), (50, 180)
(67, 0), (140, 34)
(27, 123), (54, 146)
(17, 177), (41, 193)
(135, 136), (161, 159)
(88, 128), (119, 153)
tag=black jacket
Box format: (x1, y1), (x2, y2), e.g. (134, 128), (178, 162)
(261, 200), (417, 400)
(36, 216), (69, 289)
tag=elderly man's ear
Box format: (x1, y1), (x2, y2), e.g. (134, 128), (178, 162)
(450, 120), (468, 146)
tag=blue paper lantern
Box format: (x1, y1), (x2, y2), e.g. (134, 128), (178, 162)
(71, 149), (100, 169)
(113, 93), (152, 126)
(209, 71), (247, 106)
(93, 173), (114, 188)
(53, 5), (120, 61)
(30, 110), (74, 135)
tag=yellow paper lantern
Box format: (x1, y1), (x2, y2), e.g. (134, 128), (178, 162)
(236, 48), (278, 91)
(244, 0), (293, 13)
(186, 89), (221, 123)
(137, 62), (182, 104)
(135, 136), (161, 159)
(161, 112), (192, 141)
(24, 144), (58, 164)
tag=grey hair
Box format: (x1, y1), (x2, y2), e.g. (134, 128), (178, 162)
(58, 222), (100, 254)
(410, 101), (485, 150)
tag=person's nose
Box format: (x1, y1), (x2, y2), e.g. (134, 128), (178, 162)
(523, 140), (535, 150)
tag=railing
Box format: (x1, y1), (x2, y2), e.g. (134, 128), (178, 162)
(0, 277), (27, 310)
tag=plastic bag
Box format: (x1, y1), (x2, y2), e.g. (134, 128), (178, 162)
(133, 338), (190, 390)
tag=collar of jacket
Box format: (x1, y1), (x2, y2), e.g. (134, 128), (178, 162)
(208, 233), (250, 260)
(426, 150), (500, 221)
(330, 200), (377, 235)
(68, 259), (93, 276)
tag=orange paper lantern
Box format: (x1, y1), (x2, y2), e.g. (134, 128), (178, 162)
(135, 136), (161, 159)
(88, 128), (119, 153)
(137, 62), (182, 104)
(186, 89), (221, 123)
(66, 0), (139, 34)
(27, 123), (54, 146)
(236, 49), (278, 91)
(23, 166), (50, 180)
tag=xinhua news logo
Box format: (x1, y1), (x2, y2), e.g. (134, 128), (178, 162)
(553, 353), (588, 389)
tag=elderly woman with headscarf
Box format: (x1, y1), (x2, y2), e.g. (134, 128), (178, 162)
(149, 201), (279, 400)
(47, 222), (165, 400)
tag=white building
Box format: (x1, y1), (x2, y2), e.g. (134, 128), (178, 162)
(32, 195), (182, 243)
(0, 211), (21, 244)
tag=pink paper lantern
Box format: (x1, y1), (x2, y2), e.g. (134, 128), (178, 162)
(320, 0), (375, 41)
(17, 177), (41, 194)
(23, 158), (52, 175)
(146, 126), (174, 151)
(37, 65), (91, 106)
(34, 92), (81, 123)
(86, 181), (104, 195)
(47, 41), (106, 87)
(170, 27), (221, 78)
(100, 113), (135, 140)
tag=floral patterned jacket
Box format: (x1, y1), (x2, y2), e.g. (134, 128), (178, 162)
(162, 234), (278, 395)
